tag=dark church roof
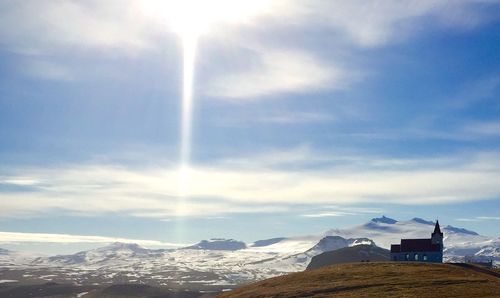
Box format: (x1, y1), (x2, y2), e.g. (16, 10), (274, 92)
(390, 244), (401, 253)
(391, 239), (441, 253)
(402, 239), (440, 252)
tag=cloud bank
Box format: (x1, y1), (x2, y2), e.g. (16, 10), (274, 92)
(0, 231), (185, 247)
(1, 150), (500, 218)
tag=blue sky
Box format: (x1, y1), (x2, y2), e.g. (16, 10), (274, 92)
(0, 0), (499, 254)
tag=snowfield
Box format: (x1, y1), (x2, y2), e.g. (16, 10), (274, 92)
(0, 217), (497, 288)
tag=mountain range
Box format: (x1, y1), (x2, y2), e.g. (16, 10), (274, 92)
(0, 216), (497, 289)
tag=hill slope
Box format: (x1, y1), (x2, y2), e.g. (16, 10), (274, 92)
(218, 263), (500, 298)
(306, 244), (389, 270)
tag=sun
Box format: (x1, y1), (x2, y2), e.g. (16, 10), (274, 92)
(139, 0), (272, 40)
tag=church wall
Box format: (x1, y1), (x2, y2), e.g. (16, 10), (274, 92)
(391, 251), (442, 263)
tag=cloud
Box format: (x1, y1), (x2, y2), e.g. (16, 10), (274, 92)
(256, 111), (334, 124)
(205, 49), (347, 100)
(213, 111), (335, 127)
(21, 61), (74, 81)
(201, 0), (499, 99)
(280, 0), (498, 47)
(462, 121), (500, 137)
(1, 149), (500, 218)
(0, 231), (185, 247)
(448, 75), (500, 109)
(2, 0), (495, 54)
(0, 177), (39, 186)
(301, 212), (354, 218)
(301, 205), (383, 218)
(2, 0), (496, 98)
(457, 216), (500, 222)
(0, 0), (156, 54)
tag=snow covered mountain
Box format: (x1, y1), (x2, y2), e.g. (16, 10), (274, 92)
(184, 238), (246, 251)
(0, 248), (43, 267)
(1, 216), (497, 288)
(325, 216), (499, 263)
(304, 236), (374, 256)
(32, 242), (166, 266)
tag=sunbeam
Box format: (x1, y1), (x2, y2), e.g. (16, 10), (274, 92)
(139, 0), (274, 240)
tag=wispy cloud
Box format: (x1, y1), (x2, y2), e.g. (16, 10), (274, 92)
(457, 216), (500, 222)
(282, 0), (497, 47)
(301, 205), (383, 218)
(205, 49), (345, 100)
(1, 149), (500, 218)
(0, 1), (156, 54)
(301, 212), (354, 218)
(462, 121), (500, 137)
(21, 61), (75, 81)
(0, 231), (185, 247)
(256, 111), (334, 124)
(448, 75), (500, 109)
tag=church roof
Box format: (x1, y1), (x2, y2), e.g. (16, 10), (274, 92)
(391, 239), (441, 253)
(390, 244), (401, 253)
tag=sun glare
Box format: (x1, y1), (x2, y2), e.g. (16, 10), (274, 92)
(139, 0), (273, 230)
(140, 0), (272, 173)
(140, 0), (272, 39)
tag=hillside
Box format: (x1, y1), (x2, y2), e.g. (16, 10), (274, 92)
(306, 244), (389, 270)
(218, 263), (500, 298)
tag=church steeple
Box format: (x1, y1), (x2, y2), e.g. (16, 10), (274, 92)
(431, 220), (444, 251)
(433, 220), (443, 236)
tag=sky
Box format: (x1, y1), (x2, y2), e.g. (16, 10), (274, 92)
(0, 0), (500, 254)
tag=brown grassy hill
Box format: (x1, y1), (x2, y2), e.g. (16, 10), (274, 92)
(217, 262), (500, 298)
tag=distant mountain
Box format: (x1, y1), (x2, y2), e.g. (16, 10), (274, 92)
(411, 218), (435, 225)
(306, 244), (390, 270)
(445, 225), (479, 236)
(99, 242), (152, 254)
(250, 237), (286, 247)
(371, 215), (398, 224)
(183, 238), (246, 250)
(305, 236), (374, 256)
(266, 235), (378, 269)
(33, 242), (164, 266)
(0, 247), (42, 266)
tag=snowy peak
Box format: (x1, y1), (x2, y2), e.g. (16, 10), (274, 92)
(0, 248), (44, 266)
(411, 218), (435, 225)
(35, 242), (157, 266)
(184, 238), (246, 251)
(97, 242), (150, 254)
(370, 216), (397, 224)
(307, 236), (349, 254)
(306, 236), (375, 256)
(444, 225), (479, 236)
(251, 237), (287, 247)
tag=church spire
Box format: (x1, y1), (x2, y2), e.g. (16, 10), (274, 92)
(433, 220), (443, 236)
